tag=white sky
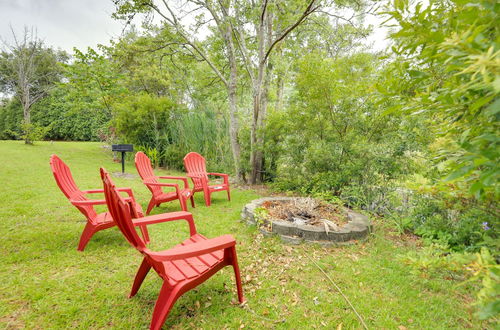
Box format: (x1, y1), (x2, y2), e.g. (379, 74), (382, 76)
(0, 0), (124, 53)
(0, 0), (389, 54)
(365, 13), (391, 52)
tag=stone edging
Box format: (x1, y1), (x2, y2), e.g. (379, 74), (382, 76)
(241, 197), (372, 245)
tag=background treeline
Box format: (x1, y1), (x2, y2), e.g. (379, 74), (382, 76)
(0, 0), (498, 259)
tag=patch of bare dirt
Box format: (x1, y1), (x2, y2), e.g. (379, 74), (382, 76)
(112, 172), (138, 179)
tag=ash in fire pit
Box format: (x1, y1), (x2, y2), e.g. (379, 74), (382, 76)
(242, 197), (371, 245)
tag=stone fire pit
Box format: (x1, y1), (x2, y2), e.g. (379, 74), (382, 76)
(241, 197), (372, 245)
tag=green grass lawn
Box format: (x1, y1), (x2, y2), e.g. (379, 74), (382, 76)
(0, 141), (487, 329)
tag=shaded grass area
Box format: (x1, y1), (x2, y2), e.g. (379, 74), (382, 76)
(0, 141), (484, 329)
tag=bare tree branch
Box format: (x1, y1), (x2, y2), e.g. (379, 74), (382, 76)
(260, 0), (269, 23)
(216, 0), (255, 81)
(144, 1), (229, 87)
(263, 0), (318, 64)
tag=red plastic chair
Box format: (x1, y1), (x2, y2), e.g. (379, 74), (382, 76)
(100, 168), (245, 330)
(183, 152), (230, 206)
(50, 154), (149, 251)
(135, 152), (194, 214)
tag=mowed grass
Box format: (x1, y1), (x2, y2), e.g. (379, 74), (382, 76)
(0, 140), (486, 329)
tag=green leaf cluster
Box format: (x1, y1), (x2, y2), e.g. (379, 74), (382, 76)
(384, 0), (499, 199)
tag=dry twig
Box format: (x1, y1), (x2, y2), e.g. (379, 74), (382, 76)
(307, 254), (369, 330)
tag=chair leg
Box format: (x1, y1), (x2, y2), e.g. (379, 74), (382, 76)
(139, 225), (150, 244)
(230, 246), (245, 303)
(178, 195), (188, 211)
(204, 190), (211, 206)
(226, 187), (231, 201)
(190, 195), (195, 208)
(150, 283), (181, 330)
(146, 198), (156, 215)
(129, 257), (152, 298)
(77, 222), (97, 251)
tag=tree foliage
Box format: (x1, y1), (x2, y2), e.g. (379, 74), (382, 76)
(0, 28), (68, 143)
(383, 0), (499, 199)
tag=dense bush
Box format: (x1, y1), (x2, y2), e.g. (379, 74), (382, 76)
(380, 0), (499, 256)
(0, 99), (23, 139)
(384, 0), (499, 198)
(112, 93), (231, 171)
(31, 87), (111, 141)
(265, 52), (424, 213)
(400, 192), (497, 252)
(0, 87), (111, 142)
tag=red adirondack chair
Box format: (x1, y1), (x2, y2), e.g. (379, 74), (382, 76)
(183, 152), (230, 206)
(100, 168), (245, 330)
(135, 152), (194, 215)
(50, 155), (149, 251)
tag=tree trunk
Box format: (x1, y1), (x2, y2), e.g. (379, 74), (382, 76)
(225, 19), (243, 182)
(22, 88), (32, 144)
(249, 6), (266, 184)
(249, 87), (261, 184)
(253, 60), (271, 183)
(250, 9), (273, 184)
(228, 73), (242, 181)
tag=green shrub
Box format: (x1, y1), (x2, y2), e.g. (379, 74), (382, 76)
(400, 243), (473, 278)
(400, 192), (498, 252)
(0, 99), (23, 140)
(266, 52), (425, 214)
(466, 248), (500, 321)
(21, 122), (48, 144)
(112, 93), (232, 171)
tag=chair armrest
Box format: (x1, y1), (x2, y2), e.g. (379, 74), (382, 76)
(81, 189), (104, 194)
(148, 235), (236, 261)
(83, 187), (137, 201)
(144, 181), (180, 194)
(158, 176), (189, 189)
(207, 173), (229, 184)
(71, 199), (107, 206)
(132, 211), (197, 236)
(144, 181), (179, 188)
(116, 187), (135, 198)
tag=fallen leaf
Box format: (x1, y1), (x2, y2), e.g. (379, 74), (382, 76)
(337, 323), (342, 330)
(195, 301), (200, 309)
(398, 326), (407, 330)
(313, 297), (319, 305)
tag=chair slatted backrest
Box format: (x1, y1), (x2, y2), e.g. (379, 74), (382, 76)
(100, 168), (146, 251)
(50, 154), (97, 220)
(135, 152), (162, 197)
(183, 152), (208, 189)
